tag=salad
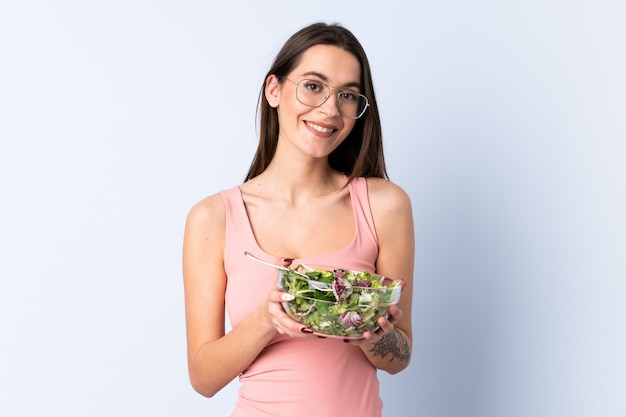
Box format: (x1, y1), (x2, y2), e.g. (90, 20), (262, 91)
(278, 265), (402, 338)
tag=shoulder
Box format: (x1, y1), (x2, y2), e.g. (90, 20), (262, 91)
(364, 178), (414, 245)
(364, 177), (413, 214)
(185, 192), (228, 238)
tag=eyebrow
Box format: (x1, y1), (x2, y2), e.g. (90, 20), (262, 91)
(300, 71), (362, 90)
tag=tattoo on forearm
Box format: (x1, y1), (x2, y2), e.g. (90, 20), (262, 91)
(369, 330), (410, 362)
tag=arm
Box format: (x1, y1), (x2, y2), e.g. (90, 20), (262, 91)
(182, 194), (308, 397)
(352, 178), (415, 374)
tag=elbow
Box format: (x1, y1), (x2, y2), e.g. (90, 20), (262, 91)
(386, 360), (410, 375)
(384, 349), (412, 375)
(189, 374), (220, 398)
(383, 359), (411, 375)
(190, 381), (218, 398)
(188, 353), (231, 398)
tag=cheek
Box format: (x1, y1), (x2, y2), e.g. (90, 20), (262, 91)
(339, 119), (357, 137)
(276, 98), (309, 123)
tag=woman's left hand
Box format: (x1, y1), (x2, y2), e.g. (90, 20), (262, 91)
(345, 303), (403, 345)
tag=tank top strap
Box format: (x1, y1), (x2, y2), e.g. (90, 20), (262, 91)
(220, 186), (260, 269)
(348, 177), (379, 252)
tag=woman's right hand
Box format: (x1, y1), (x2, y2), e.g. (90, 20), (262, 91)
(264, 289), (315, 337)
(263, 257), (316, 338)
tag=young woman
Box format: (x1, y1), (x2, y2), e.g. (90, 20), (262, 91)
(182, 22), (415, 417)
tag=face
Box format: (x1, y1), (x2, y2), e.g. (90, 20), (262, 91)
(265, 44), (362, 160)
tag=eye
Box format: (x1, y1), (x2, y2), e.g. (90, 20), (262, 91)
(302, 80), (324, 93)
(339, 91), (359, 102)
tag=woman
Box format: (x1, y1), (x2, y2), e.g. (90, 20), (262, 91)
(182, 22), (414, 417)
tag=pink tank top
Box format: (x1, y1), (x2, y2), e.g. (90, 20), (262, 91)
(220, 177), (383, 417)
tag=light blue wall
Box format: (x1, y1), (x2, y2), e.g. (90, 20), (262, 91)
(1, 1), (624, 416)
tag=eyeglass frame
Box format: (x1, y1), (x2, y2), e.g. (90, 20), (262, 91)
(285, 78), (370, 120)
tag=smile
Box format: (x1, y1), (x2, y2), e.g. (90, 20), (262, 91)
(305, 121), (336, 134)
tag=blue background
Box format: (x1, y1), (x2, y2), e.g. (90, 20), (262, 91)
(1, 1), (624, 416)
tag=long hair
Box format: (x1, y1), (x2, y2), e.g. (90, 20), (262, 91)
(245, 22), (387, 182)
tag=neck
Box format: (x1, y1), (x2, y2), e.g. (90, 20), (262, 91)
(249, 159), (346, 205)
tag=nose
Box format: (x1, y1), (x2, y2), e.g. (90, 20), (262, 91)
(318, 91), (341, 117)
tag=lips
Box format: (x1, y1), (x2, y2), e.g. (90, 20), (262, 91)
(305, 121), (336, 134)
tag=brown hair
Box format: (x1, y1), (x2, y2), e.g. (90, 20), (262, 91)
(244, 22), (388, 182)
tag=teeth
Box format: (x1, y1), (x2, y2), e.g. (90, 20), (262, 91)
(307, 121), (334, 134)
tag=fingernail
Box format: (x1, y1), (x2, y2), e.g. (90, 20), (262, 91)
(281, 293), (295, 301)
(316, 335), (327, 339)
(300, 327), (314, 334)
(282, 257), (294, 264)
(343, 338), (350, 343)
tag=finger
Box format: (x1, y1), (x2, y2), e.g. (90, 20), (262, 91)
(387, 305), (403, 324)
(377, 315), (395, 334)
(276, 256), (294, 267)
(279, 292), (295, 303)
(270, 307), (310, 337)
(343, 337), (363, 345)
(360, 330), (382, 344)
(269, 289), (295, 303)
(268, 291), (316, 337)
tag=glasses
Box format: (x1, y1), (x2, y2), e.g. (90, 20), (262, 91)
(286, 78), (369, 119)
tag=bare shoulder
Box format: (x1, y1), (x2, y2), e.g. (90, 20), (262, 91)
(186, 193), (226, 229)
(184, 192), (228, 255)
(365, 177), (414, 251)
(365, 177), (413, 215)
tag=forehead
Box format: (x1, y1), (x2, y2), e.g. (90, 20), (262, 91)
(291, 44), (361, 86)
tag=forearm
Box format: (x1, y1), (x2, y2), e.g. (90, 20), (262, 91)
(189, 307), (276, 397)
(359, 328), (411, 374)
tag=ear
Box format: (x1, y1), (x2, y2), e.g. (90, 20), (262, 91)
(264, 74), (281, 108)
